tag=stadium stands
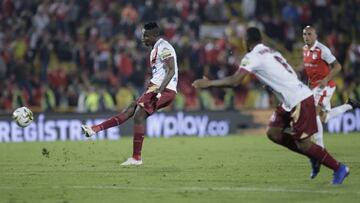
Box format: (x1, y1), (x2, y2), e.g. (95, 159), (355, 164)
(0, 0), (359, 113)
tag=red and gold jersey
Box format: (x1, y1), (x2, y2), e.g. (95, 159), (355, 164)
(303, 40), (336, 89)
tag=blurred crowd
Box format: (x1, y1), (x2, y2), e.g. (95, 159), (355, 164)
(0, 0), (359, 113)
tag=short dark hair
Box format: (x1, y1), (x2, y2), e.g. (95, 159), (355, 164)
(144, 22), (159, 30)
(143, 22), (160, 37)
(246, 27), (262, 44)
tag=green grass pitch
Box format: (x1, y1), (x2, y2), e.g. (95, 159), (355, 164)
(0, 133), (359, 203)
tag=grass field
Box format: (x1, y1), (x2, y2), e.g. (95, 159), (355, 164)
(0, 133), (359, 203)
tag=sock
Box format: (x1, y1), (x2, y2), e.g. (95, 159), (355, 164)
(133, 124), (145, 160)
(325, 104), (352, 122)
(305, 144), (340, 171)
(92, 113), (130, 132)
(313, 116), (324, 147)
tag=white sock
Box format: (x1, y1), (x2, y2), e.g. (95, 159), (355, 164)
(325, 104), (352, 122)
(313, 116), (324, 148)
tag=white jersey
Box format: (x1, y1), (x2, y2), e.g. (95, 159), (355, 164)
(149, 38), (178, 92)
(239, 44), (312, 111)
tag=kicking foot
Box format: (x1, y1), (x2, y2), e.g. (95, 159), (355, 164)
(347, 98), (360, 109)
(120, 157), (143, 166)
(81, 125), (96, 137)
(309, 158), (321, 179)
(332, 163), (350, 185)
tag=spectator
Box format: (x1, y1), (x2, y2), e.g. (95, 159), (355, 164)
(242, 0), (256, 20)
(41, 84), (56, 111)
(98, 87), (115, 111)
(348, 40), (360, 79)
(0, 0), (358, 113)
(0, 56), (6, 80)
(115, 84), (135, 110)
(38, 32), (52, 82)
(85, 86), (100, 112)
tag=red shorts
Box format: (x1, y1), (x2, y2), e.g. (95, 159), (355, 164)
(269, 96), (318, 140)
(136, 84), (176, 115)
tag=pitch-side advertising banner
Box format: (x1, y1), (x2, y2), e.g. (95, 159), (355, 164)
(326, 109), (360, 134)
(0, 111), (255, 143)
(2, 109), (357, 143)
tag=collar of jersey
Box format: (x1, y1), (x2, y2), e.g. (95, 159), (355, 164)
(251, 43), (265, 52)
(153, 38), (163, 49)
(308, 40), (319, 51)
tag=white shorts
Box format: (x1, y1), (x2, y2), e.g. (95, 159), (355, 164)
(312, 85), (336, 112)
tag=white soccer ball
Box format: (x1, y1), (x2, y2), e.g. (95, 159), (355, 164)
(12, 107), (34, 128)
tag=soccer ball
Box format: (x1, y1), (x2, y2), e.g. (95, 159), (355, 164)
(12, 107), (34, 128)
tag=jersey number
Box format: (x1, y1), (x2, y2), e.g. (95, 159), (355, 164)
(274, 56), (293, 74)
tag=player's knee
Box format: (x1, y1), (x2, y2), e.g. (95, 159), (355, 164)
(266, 127), (281, 143)
(133, 114), (143, 124)
(295, 137), (312, 152)
(133, 110), (147, 124)
(124, 102), (137, 116)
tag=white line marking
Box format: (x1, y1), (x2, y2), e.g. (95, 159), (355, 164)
(0, 185), (358, 195)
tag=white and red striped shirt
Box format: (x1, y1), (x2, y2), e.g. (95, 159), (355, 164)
(150, 38), (178, 92)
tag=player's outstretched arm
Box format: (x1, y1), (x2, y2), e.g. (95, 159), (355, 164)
(192, 69), (247, 89)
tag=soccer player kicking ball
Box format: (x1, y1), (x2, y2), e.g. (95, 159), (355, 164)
(192, 27), (349, 185)
(302, 25), (359, 179)
(81, 22), (178, 166)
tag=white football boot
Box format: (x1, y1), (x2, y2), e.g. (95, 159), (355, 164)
(81, 125), (96, 137)
(120, 157), (143, 166)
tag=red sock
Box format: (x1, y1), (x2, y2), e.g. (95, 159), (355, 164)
(305, 144), (340, 171)
(133, 124), (145, 160)
(92, 113), (130, 132)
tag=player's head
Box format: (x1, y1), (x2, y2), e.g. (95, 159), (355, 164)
(142, 22), (160, 47)
(303, 25), (317, 47)
(245, 27), (262, 52)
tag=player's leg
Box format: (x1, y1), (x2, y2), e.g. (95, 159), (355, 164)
(295, 137), (338, 171)
(291, 96), (349, 184)
(266, 107), (325, 179)
(82, 101), (137, 137)
(266, 106), (308, 155)
(313, 106), (324, 147)
(324, 99), (359, 122)
(120, 84), (159, 166)
(266, 126), (343, 181)
(309, 87), (327, 178)
(266, 127), (306, 155)
(92, 102), (137, 132)
(121, 87), (176, 166)
(294, 137), (349, 184)
(121, 106), (149, 166)
(309, 108), (324, 179)
(121, 88), (176, 165)
(132, 106), (149, 161)
(311, 86), (327, 147)
(309, 87), (358, 178)
(319, 86), (358, 122)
